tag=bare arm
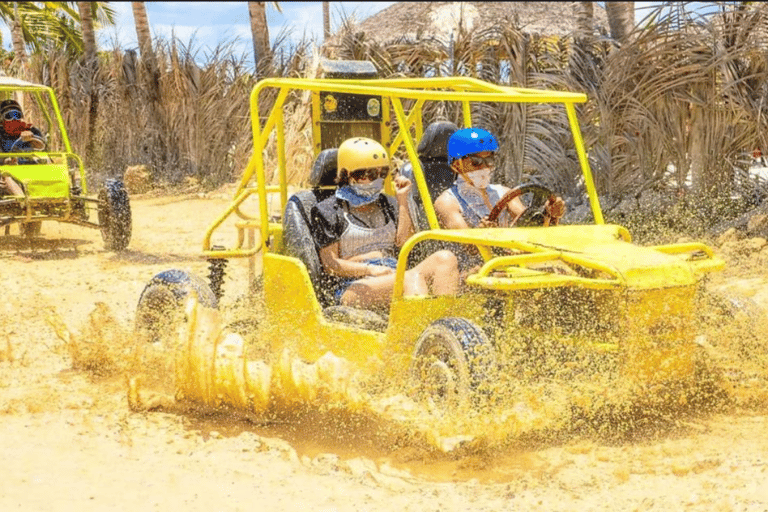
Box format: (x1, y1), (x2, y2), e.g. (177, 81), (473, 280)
(393, 175), (415, 247)
(319, 242), (393, 278)
(434, 191), (470, 229)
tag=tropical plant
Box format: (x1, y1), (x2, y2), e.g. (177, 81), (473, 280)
(0, 1), (115, 58)
(248, 1), (282, 79)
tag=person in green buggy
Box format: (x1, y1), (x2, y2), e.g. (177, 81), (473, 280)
(0, 99), (46, 196)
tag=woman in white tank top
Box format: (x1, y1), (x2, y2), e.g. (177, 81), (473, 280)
(311, 137), (460, 311)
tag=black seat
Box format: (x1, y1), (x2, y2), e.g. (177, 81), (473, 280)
(282, 148), (340, 307)
(399, 121), (464, 266)
(400, 121), (459, 232)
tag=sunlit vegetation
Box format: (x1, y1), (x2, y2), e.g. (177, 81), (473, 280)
(0, 2), (766, 241)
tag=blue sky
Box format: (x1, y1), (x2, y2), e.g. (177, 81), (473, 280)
(0, 2), (681, 67)
(98, 2), (396, 66)
(0, 2), (395, 66)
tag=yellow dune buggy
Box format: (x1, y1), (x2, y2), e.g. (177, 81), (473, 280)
(136, 63), (724, 408)
(0, 77), (131, 250)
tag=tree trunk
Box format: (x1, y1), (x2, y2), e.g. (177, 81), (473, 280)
(132, 1), (160, 102)
(11, 3), (27, 69)
(323, 2), (331, 41)
(78, 2), (100, 165)
(605, 2), (635, 43)
(249, 2), (271, 79)
(131, 1), (165, 167)
(573, 2), (594, 42)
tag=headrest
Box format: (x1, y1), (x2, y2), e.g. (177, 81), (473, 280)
(417, 121), (459, 160)
(308, 148), (338, 188)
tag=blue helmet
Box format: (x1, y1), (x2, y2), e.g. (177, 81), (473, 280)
(447, 127), (498, 161)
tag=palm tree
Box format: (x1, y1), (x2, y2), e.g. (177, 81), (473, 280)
(77, 1), (96, 64)
(573, 1), (594, 43)
(78, 1), (98, 164)
(0, 2), (115, 57)
(605, 2), (635, 43)
(248, 2), (282, 79)
(131, 2), (160, 103)
(10, 2), (25, 66)
(323, 1), (330, 41)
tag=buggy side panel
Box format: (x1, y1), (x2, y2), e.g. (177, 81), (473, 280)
(2, 163), (69, 198)
(262, 253), (385, 369)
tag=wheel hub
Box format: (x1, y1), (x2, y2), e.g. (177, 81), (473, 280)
(423, 360), (457, 399)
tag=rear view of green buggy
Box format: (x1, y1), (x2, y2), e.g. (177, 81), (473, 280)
(0, 76), (131, 250)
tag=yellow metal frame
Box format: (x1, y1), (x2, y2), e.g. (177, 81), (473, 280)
(202, 76), (604, 257)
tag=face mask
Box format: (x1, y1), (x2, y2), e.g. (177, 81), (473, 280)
(351, 177), (383, 198)
(335, 178), (384, 207)
(462, 169), (492, 189)
(3, 119), (31, 137)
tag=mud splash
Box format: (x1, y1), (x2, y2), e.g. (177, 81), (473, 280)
(46, 274), (768, 484)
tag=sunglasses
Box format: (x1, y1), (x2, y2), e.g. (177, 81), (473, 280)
(3, 110), (22, 121)
(464, 153), (496, 168)
(349, 166), (389, 181)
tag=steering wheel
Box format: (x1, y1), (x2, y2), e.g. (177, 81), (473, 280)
(9, 136), (41, 152)
(487, 182), (558, 227)
(7, 136), (46, 164)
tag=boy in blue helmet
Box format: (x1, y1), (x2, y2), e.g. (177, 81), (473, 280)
(434, 127), (565, 229)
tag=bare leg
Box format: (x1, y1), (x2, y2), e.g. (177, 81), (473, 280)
(0, 175), (23, 196)
(341, 274), (397, 309)
(341, 250), (460, 308)
(410, 250), (459, 295)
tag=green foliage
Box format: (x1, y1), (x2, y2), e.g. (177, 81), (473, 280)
(0, 1), (115, 56)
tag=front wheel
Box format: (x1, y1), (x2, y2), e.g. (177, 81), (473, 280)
(135, 269), (219, 346)
(98, 179), (132, 251)
(409, 317), (497, 410)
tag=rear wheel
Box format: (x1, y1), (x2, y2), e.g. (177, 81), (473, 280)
(135, 269), (218, 346)
(98, 179), (132, 251)
(409, 317), (497, 410)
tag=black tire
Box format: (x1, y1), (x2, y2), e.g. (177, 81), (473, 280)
(98, 179), (132, 251)
(409, 317), (498, 409)
(20, 221), (42, 237)
(135, 269), (218, 345)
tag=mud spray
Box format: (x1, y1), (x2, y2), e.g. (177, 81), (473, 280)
(46, 236), (768, 483)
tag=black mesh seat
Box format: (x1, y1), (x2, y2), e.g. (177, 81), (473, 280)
(282, 148), (340, 307)
(399, 121), (464, 266)
(400, 121), (459, 232)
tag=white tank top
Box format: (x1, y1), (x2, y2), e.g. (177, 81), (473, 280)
(448, 182), (512, 227)
(338, 209), (397, 259)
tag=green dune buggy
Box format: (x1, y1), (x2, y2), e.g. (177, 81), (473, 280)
(0, 76), (131, 250)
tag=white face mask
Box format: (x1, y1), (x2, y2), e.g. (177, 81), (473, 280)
(462, 169), (492, 189)
(350, 177), (384, 198)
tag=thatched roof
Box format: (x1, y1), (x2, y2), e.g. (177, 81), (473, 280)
(356, 2), (609, 44)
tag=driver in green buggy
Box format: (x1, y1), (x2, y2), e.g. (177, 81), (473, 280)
(0, 99), (46, 196)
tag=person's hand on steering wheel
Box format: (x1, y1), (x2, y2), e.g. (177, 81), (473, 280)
(543, 196), (566, 225)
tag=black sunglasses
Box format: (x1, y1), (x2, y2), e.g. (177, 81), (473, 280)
(464, 153), (496, 168)
(349, 166), (389, 181)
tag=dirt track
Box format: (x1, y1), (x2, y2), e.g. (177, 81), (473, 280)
(2, 190), (768, 511)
